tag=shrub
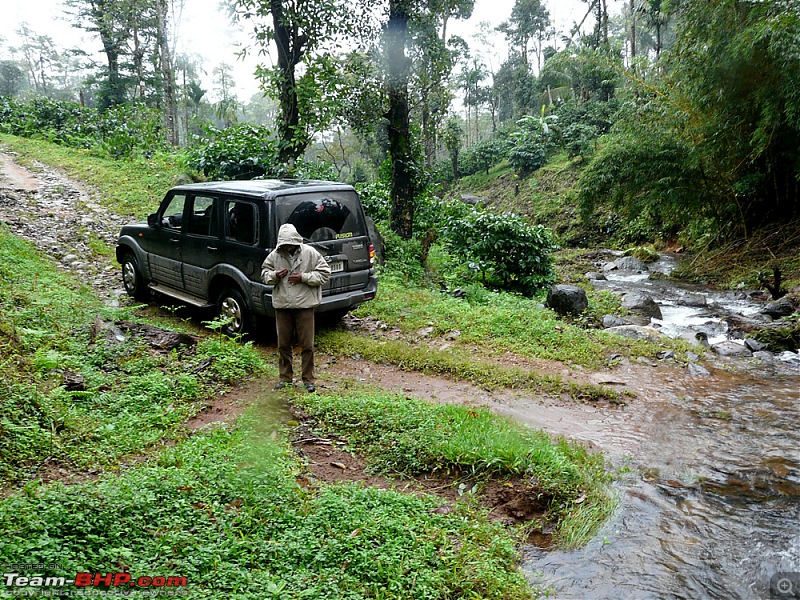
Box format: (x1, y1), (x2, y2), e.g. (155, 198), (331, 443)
(96, 103), (166, 159)
(443, 207), (558, 294)
(186, 123), (281, 180)
(458, 138), (507, 176)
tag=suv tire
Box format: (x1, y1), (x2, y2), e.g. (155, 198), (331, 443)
(121, 253), (149, 301)
(217, 287), (250, 337)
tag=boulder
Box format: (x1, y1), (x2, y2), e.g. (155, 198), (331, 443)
(585, 271), (607, 281)
(546, 285), (589, 316)
(687, 362), (711, 377)
(744, 338), (766, 352)
(613, 256), (649, 272)
(711, 341), (751, 357)
(760, 297), (795, 319)
(603, 314), (633, 328)
(604, 325), (664, 342)
(622, 292), (663, 320)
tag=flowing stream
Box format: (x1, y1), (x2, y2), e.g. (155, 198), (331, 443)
(523, 253), (800, 599)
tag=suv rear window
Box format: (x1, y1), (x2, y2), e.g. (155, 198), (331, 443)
(276, 191), (366, 242)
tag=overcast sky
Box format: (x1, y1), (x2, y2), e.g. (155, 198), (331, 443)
(0, 0), (601, 101)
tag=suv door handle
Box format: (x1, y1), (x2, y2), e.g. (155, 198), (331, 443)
(207, 246), (218, 252)
(170, 239), (180, 244)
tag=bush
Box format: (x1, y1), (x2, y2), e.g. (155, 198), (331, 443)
(443, 208), (558, 295)
(0, 97), (98, 148)
(96, 103), (167, 159)
(186, 123), (281, 180)
(507, 137), (547, 174)
(458, 138), (507, 176)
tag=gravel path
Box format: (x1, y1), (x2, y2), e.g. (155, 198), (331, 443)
(0, 150), (130, 305)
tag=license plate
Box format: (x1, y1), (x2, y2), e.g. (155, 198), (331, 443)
(330, 261), (344, 273)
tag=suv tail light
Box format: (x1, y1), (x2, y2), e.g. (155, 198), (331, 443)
(369, 244), (375, 265)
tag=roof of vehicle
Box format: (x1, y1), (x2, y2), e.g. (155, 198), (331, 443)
(170, 179), (354, 198)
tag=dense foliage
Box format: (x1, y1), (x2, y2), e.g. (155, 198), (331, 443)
(0, 97), (166, 158)
(577, 0), (800, 243)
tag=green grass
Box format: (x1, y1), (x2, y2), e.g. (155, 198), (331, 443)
(347, 271), (679, 369)
(0, 410), (540, 599)
(290, 386), (614, 549)
(0, 224), (267, 484)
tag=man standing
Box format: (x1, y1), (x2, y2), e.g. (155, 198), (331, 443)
(262, 224), (331, 392)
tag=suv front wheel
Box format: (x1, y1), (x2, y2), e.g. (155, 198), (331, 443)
(217, 287), (250, 337)
(121, 253), (148, 301)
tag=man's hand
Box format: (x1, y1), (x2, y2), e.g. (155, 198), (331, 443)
(275, 268), (289, 279)
(288, 272), (303, 284)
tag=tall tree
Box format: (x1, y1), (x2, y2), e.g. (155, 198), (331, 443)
(497, 0), (550, 71)
(156, 0), (177, 143)
(385, 0), (416, 239)
(233, 0), (371, 163)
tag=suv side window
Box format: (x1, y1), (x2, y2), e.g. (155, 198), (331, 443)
(224, 199), (257, 245)
(162, 193), (186, 230)
(185, 195), (217, 237)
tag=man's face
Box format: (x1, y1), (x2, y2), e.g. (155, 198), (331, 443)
(283, 244), (299, 254)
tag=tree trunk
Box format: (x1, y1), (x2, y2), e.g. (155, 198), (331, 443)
(385, 0), (415, 240)
(157, 0), (178, 145)
(270, 0), (306, 163)
(91, 0), (126, 108)
(630, 0), (636, 61)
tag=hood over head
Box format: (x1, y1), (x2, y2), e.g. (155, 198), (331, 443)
(276, 223), (303, 248)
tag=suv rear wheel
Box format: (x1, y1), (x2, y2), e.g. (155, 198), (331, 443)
(121, 253), (148, 301)
(217, 287), (250, 337)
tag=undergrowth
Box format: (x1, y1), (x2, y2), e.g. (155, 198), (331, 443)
(0, 422), (539, 599)
(291, 386), (614, 548)
(0, 225), (266, 485)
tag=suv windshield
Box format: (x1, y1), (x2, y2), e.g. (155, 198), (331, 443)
(276, 191), (366, 243)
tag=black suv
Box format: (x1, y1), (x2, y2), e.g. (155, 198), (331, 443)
(116, 179), (377, 335)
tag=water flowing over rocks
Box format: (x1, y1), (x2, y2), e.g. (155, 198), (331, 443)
(586, 250), (799, 362)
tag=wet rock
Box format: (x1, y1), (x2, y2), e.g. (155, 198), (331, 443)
(622, 292), (663, 320)
(546, 285), (589, 316)
(744, 338), (766, 352)
(603, 314), (633, 328)
(752, 351), (773, 362)
(687, 362), (711, 377)
(585, 271), (607, 281)
(612, 256), (649, 272)
(686, 351), (699, 361)
(777, 351), (800, 366)
(604, 325), (664, 342)
(636, 357), (658, 367)
(694, 332), (711, 348)
(657, 350), (675, 360)
(760, 297), (795, 319)
(682, 293), (708, 307)
(711, 341), (751, 357)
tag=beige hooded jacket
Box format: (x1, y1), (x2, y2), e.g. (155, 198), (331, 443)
(261, 224), (331, 309)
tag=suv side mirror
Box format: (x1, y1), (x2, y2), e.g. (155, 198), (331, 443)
(147, 213), (159, 227)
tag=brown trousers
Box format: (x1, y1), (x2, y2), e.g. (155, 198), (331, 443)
(275, 308), (316, 383)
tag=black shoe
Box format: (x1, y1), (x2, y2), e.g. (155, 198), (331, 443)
(274, 380), (292, 390)
(304, 382), (316, 393)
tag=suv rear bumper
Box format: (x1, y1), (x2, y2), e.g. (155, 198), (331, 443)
(261, 275), (378, 317)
